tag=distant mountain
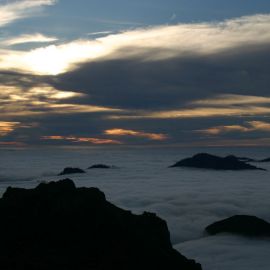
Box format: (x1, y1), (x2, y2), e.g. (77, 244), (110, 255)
(205, 215), (270, 237)
(88, 164), (112, 169)
(169, 153), (266, 170)
(58, 167), (86, 175)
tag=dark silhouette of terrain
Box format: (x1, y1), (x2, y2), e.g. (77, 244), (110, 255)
(88, 164), (112, 169)
(169, 153), (266, 171)
(205, 215), (270, 237)
(0, 179), (202, 270)
(58, 167), (86, 175)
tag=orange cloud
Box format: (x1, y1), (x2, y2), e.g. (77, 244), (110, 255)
(0, 121), (20, 136)
(0, 85), (123, 117)
(0, 141), (26, 146)
(104, 128), (168, 141)
(198, 121), (270, 135)
(198, 125), (250, 135)
(41, 135), (122, 145)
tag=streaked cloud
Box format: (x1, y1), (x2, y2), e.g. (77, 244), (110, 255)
(199, 121), (270, 135)
(0, 121), (20, 136)
(0, 121), (35, 137)
(0, 141), (25, 146)
(0, 84), (123, 117)
(0, 0), (56, 27)
(109, 106), (270, 120)
(192, 94), (270, 106)
(87, 31), (114, 36)
(2, 33), (58, 46)
(1, 13), (270, 75)
(41, 135), (122, 145)
(105, 128), (168, 140)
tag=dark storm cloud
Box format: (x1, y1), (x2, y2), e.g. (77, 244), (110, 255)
(51, 43), (270, 111)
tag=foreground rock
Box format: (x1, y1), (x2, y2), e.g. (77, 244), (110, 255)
(88, 164), (112, 169)
(0, 179), (202, 270)
(169, 153), (265, 171)
(58, 167), (86, 175)
(205, 215), (270, 237)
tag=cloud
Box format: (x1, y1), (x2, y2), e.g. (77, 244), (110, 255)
(104, 128), (168, 141)
(41, 135), (122, 145)
(0, 121), (36, 142)
(0, 84), (123, 117)
(108, 106), (270, 120)
(0, 121), (20, 136)
(87, 31), (115, 37)
(198, 121), (270, 135)
(2, 13), (270, 75)
(0, 0), (56, 27)
(192, 94), (270, 106)
(2, 33), (58, 46)
(2, 13), (270, 146)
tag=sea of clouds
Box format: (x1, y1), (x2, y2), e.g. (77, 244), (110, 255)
(0, 146), (270, 270)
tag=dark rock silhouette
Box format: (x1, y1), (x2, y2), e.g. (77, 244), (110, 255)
(88, 164), (112, 169)
(0, 179), (202, 270)
(169, 153), (265, 171)
(58, 167), (86, 175)
(205, 215), (270, 237)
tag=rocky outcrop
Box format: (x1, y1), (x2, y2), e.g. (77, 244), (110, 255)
(169, 153), (265, 171)
(88, 164), (112, 169)
(205, 215), (270, 237)
(58, 167), (86, 175)
(0, 179), (202, 270)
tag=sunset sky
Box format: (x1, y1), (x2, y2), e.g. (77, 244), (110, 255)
(1, 0), (270, 147)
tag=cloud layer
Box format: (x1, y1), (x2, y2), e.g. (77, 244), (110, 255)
(1, 12), (270, 146)
(0, 0), (56, 27)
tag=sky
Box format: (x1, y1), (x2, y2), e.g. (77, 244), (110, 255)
(1, 0), (270, 147)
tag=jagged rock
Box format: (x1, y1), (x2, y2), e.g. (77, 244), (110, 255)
(0, 179), (202, 270)
(205, 215), (270, 237)
(58, 167), (86, 175)
(88, 164), (112, 169)
(169, 153), (265, 171)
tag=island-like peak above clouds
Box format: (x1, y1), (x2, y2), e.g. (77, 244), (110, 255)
(169, 153), (266, 171)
